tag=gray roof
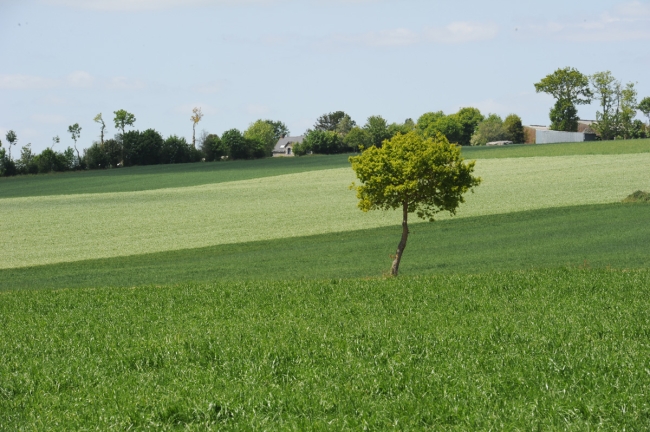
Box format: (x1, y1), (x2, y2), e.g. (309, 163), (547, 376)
(273, 135), (304, 153)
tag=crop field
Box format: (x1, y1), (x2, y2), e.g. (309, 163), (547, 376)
(2, 153), (649, 269)
(1, 139), (650, 429)
(2, 269), (650, 429)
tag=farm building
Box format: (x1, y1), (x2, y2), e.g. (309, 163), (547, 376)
(272, 135), (304, 157)
(523, 125), (597, 144)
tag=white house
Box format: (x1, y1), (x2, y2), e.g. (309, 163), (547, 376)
(272, 135), (304, 157)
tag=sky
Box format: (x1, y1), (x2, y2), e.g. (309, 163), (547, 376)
(1, 0), (650, 153)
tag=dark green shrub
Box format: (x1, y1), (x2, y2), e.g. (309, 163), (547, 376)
(550, 99), (579, 132)
(123, 129), (163, 166)
(161, 135), (192, 164)
(504, 114), (525, 143)
(303, 130), (347, 155)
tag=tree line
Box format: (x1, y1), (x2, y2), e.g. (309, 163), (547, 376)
(535, 67), (650, 139)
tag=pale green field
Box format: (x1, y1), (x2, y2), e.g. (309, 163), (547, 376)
(2, 153), (649, 269)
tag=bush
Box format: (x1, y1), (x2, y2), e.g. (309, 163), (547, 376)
(453, 107), (484, 146)
(344, 127), (372, 151)
(201, 134), (227, 161)
(221, 129), (262, 160)
(503, 114), (525, 143)
(0, 147), (17, 177)
(470, 114), (509, 146)
(123, 129), (163, 166)
(161, 135), (193, 164)
(417, 111), (463, 144)
(32, 147), (75, 173)
(622, 190), (650, 203)
(302, 130), (347, 155)
(550, 99), (579, 132)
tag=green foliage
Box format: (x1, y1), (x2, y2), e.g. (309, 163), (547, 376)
(619, 82), (639, 139)
(5, 130), (17, 160)
(222, 129), (254, 160)
(591, 71), (620, 140)
(639, 97), (650, 124)
(549, 99), (579, 132)
(201, 134), (227, 161)
(113, 109), (136, 134)
(244, 120), (276, 157)
(535, 67), (592, 105)
(264, 120), (290, 142)
(0, 144), (17, 177)
(31, 147), (76, 173)
(363, 115), (390, 147)
(67, 123), (82, 163)
(350, 131), (480, 220)
(503, 114), (525, 143)
(161, 135), (195, 164)
(314, 111), (354, 132)
(123, 129), (164, 166)
(301, 129), (348, 155)
(453, 107), (485, 145)
(3, 269), (650, 429)
(343, 127), (372, 151)
(416, 111), (463, 143)
(470, 114), (509, 145)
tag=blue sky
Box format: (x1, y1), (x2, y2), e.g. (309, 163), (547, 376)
(2, 0), (650, 152)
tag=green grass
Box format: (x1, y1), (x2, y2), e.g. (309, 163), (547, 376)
(3, 153), (649, 269)
(2, 203), (648, 291)
(2, 268), (650, 429)
(2, 138), (648, 200)
(0, 154), (352, 199)
(461, 137), (650, 159)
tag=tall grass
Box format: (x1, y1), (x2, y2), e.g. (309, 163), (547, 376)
(2, 269), (649, 429)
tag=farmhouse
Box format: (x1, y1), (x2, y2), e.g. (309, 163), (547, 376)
(272, 135), (305, 157)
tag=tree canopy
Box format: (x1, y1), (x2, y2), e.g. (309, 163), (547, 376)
(349, 131), (480, 276)
(534, 67), (592, 105)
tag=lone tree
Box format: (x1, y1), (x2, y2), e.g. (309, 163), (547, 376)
(535, 67), (592, 131)
(67, 123), (82, 163)
(639, 97), (650, 126)
(350, 131), (480, 276)
(191, 107), (204, 148)
(94, 113), (106, 146)
(5, 130), (17, 160)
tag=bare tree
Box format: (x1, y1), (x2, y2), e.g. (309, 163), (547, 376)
(191, 107), (204, 148)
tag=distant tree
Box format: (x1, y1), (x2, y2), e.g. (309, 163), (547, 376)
(335, 114), (356, 136)
(453, 107), (484, 145)
(221, 129), (259, 160)
(470, 114), (508, 146)
(619, 82), (638, 139)
(16, 143), (37, 174)
(639, 97), (650, 126)
(113, 109), (136, 162)
(343, 127), (373, 151)
(301, 130), (347, 155)
(349, 131), (480, 276)
(5, 130), (17, 160)
(535, 67), (591, 132)
(591, 71), (620, 140)
(203, 134), (228, 161)
(387, 119), (416, 138)
(191, 107), (204, 148)
(244, 120), (277, 156)
(161, 135), (192, 164)
(94, 113), (106, 146)
(67, 123), (82, 166)
(264, 120), (290, 141)
(123, 129), (164, 166)
(51, 135), (60, 150)
(364, 115), (390, 147)
(314, 111), (352, 132)
(416, 111), (446, 136)
(503, 114), (525, 143)
(549, 99), (579, 132)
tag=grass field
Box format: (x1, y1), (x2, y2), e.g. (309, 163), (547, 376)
(2, 153), (649, 269)
(2, 269), (650, 429)
(2, 202), (648, 291)
(2, 139), (650, 429)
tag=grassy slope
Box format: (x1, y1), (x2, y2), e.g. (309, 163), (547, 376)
(3, 153), (649, 269)
(1, 138), (648, 199)
(2, 269), (650, 429)
(0, 154), (352, 199)
(2, 203), (648, 291)
(461, 137), (650, 160)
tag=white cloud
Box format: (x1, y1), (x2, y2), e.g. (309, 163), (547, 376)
(66, 70), (94, 88)
(31, 114), (67, 124)
(524, 1), (650, 42)
(333, 21), (498, 48)
(0, 74), (58, 90)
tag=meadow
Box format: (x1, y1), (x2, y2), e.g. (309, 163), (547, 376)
(1, 139), (650, 430)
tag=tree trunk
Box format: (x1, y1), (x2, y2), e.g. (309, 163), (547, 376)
(193, 124), (196, 148)
(390, 202), (409, 276)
